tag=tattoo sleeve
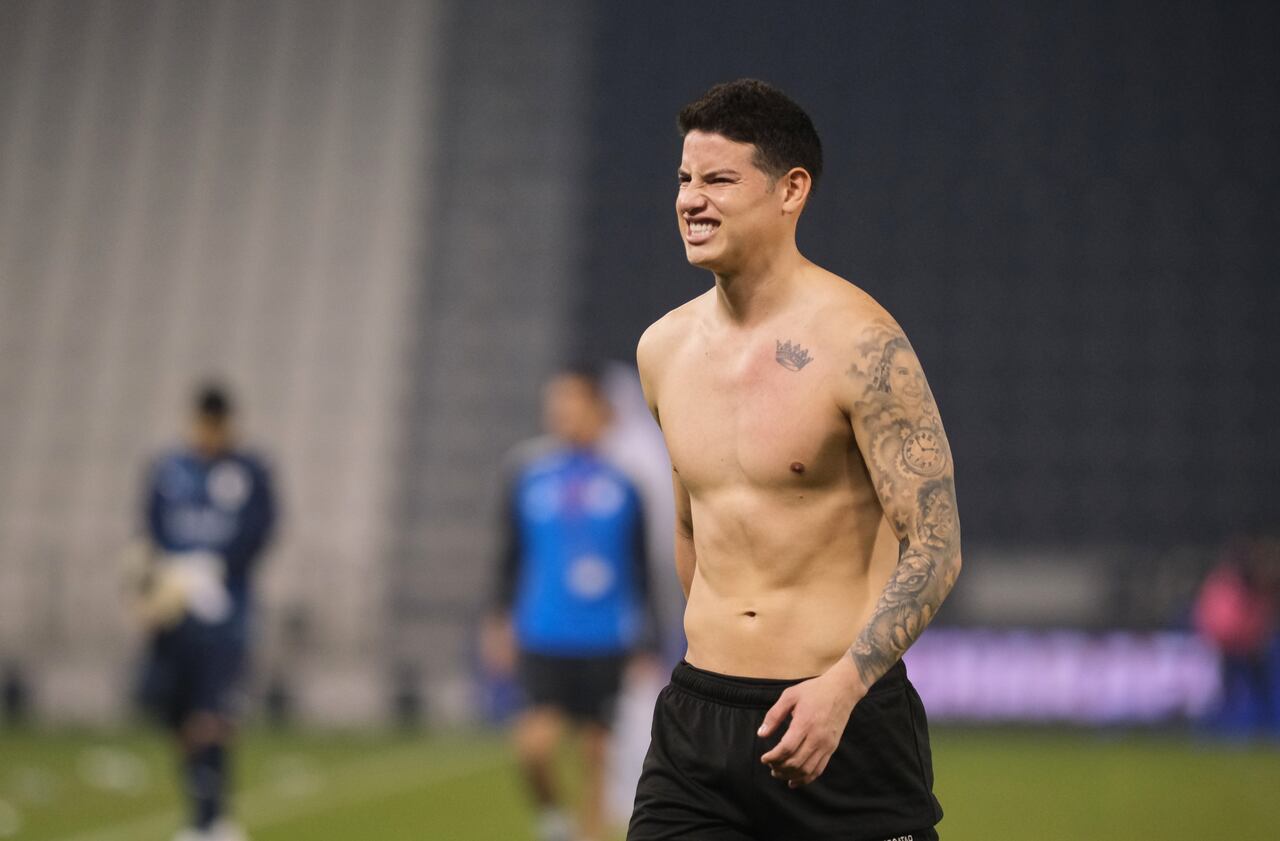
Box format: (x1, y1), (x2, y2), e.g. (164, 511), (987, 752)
(845, 320), (962, 690)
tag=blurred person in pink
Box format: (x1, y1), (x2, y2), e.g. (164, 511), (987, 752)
(1193, 538), (1279, 735)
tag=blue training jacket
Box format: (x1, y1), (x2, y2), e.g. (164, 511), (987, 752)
(496, 440), (654, 656)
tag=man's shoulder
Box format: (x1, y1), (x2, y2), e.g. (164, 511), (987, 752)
(150, 447), (272, 475)
(589, 454), (644, 496)
(637, 291), (710, 365)
(502, 436), (564, 480)
(148, 447), (201, 484)
(147, 450), (190, 499)
(806, 270), (903, 346)
(230, 449), (273, 477)
(152, 446), (191, 467)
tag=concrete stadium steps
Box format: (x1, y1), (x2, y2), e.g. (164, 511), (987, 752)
(0, 0), (439, 723)
(387, 0), (596, 700)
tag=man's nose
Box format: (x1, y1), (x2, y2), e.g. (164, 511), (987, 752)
(676, 185), (707, 216)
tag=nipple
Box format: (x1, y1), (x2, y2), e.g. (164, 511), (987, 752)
(790, 461), (805, 474)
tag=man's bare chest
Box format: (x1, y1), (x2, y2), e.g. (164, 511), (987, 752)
(659, 335), (853, 492)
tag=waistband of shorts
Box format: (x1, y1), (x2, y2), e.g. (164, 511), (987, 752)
(670, 658), (907, 708)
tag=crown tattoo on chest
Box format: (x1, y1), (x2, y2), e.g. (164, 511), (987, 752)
(775, 339), (814, 371)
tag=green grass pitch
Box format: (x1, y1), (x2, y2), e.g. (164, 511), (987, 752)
(1, 726), (1276, 840)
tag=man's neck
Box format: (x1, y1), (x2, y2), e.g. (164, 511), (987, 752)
(561, 432), (603, 452)
(192, 444), (231, 462)
(712, 245), (806, 327)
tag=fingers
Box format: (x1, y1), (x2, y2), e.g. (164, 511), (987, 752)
(759, 689), (810, 770)
(773, 744), (831, 788)
(757, 684), (841, 788)
(762, 720), (835, 788)
(757, 690), (797, 739)
(785, 753), (831, 788)
(762, 728), (808, 769)
(759, 720), (805, 766)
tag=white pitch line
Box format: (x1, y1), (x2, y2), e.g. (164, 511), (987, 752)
(48, 746), (506, 841)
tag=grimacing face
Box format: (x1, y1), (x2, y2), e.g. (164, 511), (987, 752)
(675, 130), (788, 274)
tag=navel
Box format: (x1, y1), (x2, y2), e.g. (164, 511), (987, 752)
(742, 611), (757, 618)
(790, 461), (805, 474)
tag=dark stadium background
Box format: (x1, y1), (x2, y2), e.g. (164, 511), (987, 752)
(573, 1), (1280, 548)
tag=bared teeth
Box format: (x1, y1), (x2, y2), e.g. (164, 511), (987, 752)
(689, 222), (716, 235)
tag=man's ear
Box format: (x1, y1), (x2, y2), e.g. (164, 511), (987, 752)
(780, 167), (812, 215)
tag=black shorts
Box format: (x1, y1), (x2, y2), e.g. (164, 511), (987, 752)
(518, 650), (627, 726)
(136, 620), (247, 730)
(628, 660), (942, 841)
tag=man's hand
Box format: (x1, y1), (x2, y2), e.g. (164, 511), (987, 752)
(626, 651), (664, 684)
(480, 614), (517, 677)
(758, 657), (864, 788)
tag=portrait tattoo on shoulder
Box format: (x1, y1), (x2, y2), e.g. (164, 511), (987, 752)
(775, 339), (813, 371)
(844, 319), (961, 690)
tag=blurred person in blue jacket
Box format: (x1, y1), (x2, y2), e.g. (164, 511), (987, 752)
(482, 364), (660, 841)
(133, 383), (276, 841)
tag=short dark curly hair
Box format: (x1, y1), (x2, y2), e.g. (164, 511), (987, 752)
(677, 79), (823, 191)
(194, 381), (233, 419)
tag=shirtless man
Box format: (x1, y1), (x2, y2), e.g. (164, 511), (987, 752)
(627, 80), (962, 841)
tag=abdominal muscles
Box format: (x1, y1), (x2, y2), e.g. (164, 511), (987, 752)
(681, 487), (898, 679)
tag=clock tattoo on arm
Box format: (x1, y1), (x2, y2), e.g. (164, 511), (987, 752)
(902, 428), (945, 476)
(844, 319), (962, 690)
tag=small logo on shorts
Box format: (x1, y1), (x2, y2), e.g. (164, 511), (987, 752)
(882, 836), (913, 841)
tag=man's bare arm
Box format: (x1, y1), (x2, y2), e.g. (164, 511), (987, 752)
(671, 468), (696, 599)
(637, 319), (696, 600)
(845, 318), (962, 690)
